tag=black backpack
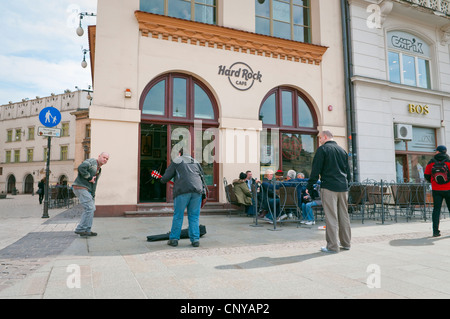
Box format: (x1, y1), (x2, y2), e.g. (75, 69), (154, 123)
(432, 160), (450, 184)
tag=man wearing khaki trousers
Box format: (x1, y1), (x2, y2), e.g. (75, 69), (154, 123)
(307, 131), (352, 253)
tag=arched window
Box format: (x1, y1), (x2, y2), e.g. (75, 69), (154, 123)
(141, 73), (217, 123)
(139, 73), (219, 203)
(259, 86), (318, 178)
(387, 31), (431, 89)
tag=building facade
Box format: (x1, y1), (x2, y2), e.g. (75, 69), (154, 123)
(88, 0), (347, 216)
(0, 90), (91, 194)
(348, 0), (450, 182)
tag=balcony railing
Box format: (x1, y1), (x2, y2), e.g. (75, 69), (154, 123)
(402, 0), (450, 16)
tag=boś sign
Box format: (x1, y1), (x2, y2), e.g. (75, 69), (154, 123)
(218, 62), (263, 91)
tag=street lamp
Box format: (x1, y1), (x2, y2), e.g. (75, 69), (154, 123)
(81, 49), (89, 68)
(76, 12), (96, 37)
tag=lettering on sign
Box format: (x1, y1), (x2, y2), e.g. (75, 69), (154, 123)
(387, 31), (430, 58)
(391, 36), (423, 54)
(218, 62), (262, 91)
(408, 103), (429, 115)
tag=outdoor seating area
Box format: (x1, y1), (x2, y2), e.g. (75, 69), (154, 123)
(223, 178), (448, 228)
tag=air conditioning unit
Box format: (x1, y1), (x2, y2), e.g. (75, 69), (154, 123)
(394, 124), (413, 141)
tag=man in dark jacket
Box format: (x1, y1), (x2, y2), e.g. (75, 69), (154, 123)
(307, 131), (352, 253)
(161, 150), (206, 247)
(424, 145), (450, 237)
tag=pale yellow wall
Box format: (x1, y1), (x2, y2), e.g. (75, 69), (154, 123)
(91, 0), (346, 206)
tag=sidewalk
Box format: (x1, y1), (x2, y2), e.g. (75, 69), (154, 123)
(1, 195), (450, 299)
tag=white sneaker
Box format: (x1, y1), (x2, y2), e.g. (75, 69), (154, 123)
(305, 221), (315, 225)
(320, 246), (337, 254)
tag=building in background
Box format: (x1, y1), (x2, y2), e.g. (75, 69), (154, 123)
(0, 90), (92, 194)
(346, 0), (450, 182)
(86, 0), (347, 216)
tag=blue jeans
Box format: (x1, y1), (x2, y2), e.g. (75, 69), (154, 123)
(302, 201), (317, 221)
(73, 187), (96, 232)
(170, 192), (202, 243)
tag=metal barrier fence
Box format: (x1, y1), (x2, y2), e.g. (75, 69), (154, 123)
(224, 179), (447, 229)
(48, 186), (78, 209)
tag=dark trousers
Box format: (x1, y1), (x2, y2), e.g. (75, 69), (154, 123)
(432, 190), (450, 233)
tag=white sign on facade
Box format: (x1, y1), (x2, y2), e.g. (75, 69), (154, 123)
(387, 31), (430, 58)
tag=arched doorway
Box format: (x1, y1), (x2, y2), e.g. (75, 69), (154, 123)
(24, 174), (34, 194)
(139, 73), (219, 203)
(259, 86), (319, 178)
(7, 175), (16, 194)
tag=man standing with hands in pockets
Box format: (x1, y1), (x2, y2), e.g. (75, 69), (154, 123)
(73, 152), (110, 237)
(307, 131), (352, 253)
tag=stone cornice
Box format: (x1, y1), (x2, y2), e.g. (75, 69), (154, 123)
(135, 11), (328, 65)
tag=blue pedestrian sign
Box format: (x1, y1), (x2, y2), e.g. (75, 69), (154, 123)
(39, 107), (61, 128)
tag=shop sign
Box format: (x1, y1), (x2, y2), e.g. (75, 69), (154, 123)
(387, 31), (430, 58)
(218, 62), (262, 91)
(408, 103), (429, 115)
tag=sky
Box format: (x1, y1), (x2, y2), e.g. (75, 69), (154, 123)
(0, 0), (97, 105)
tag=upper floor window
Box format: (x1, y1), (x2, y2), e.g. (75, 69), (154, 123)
(140, 0), (217, 25)
(255, 0), (311, 43)
(6, 130), (12, 143)
(387, 31), (431, 89)
(27, 127), (35, 141)
(61, 122), (69, 137)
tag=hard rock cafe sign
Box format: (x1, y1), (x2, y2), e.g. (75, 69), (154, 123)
(218, 62), (263, 91)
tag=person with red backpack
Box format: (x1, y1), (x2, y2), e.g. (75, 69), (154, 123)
(424, 145), (450, 237)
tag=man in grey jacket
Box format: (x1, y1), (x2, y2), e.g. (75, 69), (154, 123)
(161, 150), (206, 247)
(73, 152), (109, 237)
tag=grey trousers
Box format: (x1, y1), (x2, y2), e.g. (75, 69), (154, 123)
(321, 188), (351, 252)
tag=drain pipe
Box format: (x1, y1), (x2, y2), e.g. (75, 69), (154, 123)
(341, 0), (359, 182)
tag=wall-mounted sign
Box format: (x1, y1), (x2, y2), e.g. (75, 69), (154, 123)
(218, 62), (262, 91)
(408, 103), (429, 115)
(387, 31), (430, 58)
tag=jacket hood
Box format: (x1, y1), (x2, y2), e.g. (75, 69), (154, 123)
(435, 153), (450, 162)
(233, 179), (245, 184)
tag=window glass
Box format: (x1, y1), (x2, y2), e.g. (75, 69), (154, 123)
(281, 133), (316, 178)
(256, 17), (271, 36)
(194, 84), (214, 119)
(255, 0), (270, 17)
(140, 0), (164, 14)
(418, 58), (431, 89)
(143, 80), (166, 116)
(195, 3), (215, 24)
(260, 93), (277, 125)
(173, 78), (187, 118)
(282, 91), (293, 126)
(402, 54), (416, 86)
(273, 21), (291, 40)
(168, 0), (191, 20)
(273, 0), (290, 23)
(388, 51), (400, 84)
(298, 96), (313, 127)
